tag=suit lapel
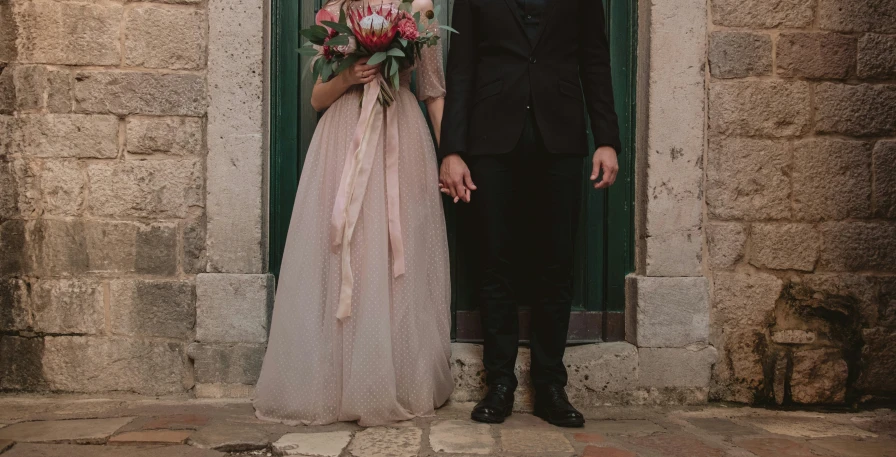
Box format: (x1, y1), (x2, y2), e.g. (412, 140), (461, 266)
(531, 0), (559, 50)
(501, 0), (531, 46)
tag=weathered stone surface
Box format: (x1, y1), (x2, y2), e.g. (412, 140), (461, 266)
(790, 348), (848, 404)
(638, 345), (718, 388)
(626, 276), (709, 347)
(500, 429), (575, 454)
(627, 434), (725, 457)
(818, 0), (896, 33)
(187, 343), (264, 384)
(771, 330), (816, 345)
(41, 336), (187, 394)
(741, 416), (876, 438)
(15, 114), (118, 158)
(450, 343), (487, 403)
(0, 336), (45, 390)
(858, 34), (896, 79)
(0, 279), (31, 331)
(582, 446), (636, 457)
(206, 0), (266, 274)
(818, 222), (896, 272)
(712, 329), (767, 403)
(0, 417), (134, 444)
(709, 81), (810, 137)
(749, 224), (821, 271)
(111, 280), (195, 339)
(815, 83), (896, 136)
(0, 68), (14, 114)
(142, 414), (209, 430)
(4, 444), (223, 457)
(40, 160), (86, 216)
(183, 216), (207, 274)
(0, 158), (37, 220)
(708, 32), (771, 78)
(86, 159), (202, 218)
(706, 139), (791, 220)
(0, 220), (29, 276)
(797, 274), (880, 327)
(857, 327), (896, 396)
(687, 418), (757, 436)
(792, 139), (873, 221)
(126, 116), (203, 156)
(777, 32), (857, 79)
(0, 0), (16, 64)
(273, 431), (352, 457)
(713, 272), (783, 329)
(813, 438), (896, 457)
(706, 222), (747, 269)
(711, 0), (814, 28)
(14, 1), (121, 66)
(195, 274), (273, 344)
(84, 220), (177, 275)
(873, 141), (896, 218)
(31, 279), (104, 334)
(349, 427), (422, 457)
(565, 343), (639, 402)
(108, 430), (191, 445)
(12, 65), (72, 112)
(734, 437), (815, 457)
(125, 6), (206, 70)
(187, 422), (268, 452)
(193, 383), (254, 399)
(429, 420), (495, 455)
(74, 71), (206, 116)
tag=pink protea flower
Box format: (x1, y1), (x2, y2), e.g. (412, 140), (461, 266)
(315, 8), (337, 29)
(396, 15), (419, 40)
(349, 4), (400, 53)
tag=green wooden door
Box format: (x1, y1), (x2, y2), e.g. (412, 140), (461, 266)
(270, 0), (635, 342)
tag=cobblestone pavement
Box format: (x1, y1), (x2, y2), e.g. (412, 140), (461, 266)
(0, 395), (893, 456)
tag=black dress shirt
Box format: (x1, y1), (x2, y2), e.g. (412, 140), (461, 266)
(515, 0), (546, 41)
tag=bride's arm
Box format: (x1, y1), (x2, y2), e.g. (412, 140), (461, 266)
(426, 98), (444, 146)
(311, 59), (382, 112)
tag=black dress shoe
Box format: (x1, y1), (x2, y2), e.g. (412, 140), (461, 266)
(533, 385), (585, 428)
(471, 384), (515, 424)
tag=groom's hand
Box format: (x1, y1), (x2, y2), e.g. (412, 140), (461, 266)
(439, 154), (476, 203)
(591, 146), (619, 189)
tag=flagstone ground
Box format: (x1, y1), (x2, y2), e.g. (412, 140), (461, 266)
(0, 395), (892, 457)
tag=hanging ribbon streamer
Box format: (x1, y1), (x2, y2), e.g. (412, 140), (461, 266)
(331, 77), (405, 321)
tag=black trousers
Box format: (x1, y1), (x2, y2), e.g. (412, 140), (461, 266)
(465, 111), (583, 391)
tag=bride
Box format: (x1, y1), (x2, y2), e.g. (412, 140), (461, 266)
(253, 0), (453, 426)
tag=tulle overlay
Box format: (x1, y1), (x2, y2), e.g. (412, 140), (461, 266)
(253, 2), (452, 427)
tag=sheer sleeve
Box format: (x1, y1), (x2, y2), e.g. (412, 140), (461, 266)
(416, 27), (447, 102)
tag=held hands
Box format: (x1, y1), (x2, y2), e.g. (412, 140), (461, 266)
(591, 146), (619, 189)
(439, 154), (476, 203)
(341, 58), (382, 86)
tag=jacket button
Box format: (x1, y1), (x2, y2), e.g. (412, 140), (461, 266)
(529, 56), (537, 64)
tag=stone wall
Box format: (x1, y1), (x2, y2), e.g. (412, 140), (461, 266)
(0, 0), (210, 395)
(706, 0), (896, 405)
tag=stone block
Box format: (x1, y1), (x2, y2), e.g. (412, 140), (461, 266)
(41, 336), (188, 394)
(0, 279), (31, 331)
(565, 342), (640, 403)
(626, 276), (709, 348)
(708, 32), (772, 78)
(706, 222), (747, 270)
(0, 1), (15, 64)
(11, 65), (71, 112)
(86, 220), (178, 275)
(14, 1), (121, 66)
(776, 32), (857, 79)
(626, 434), (725, 457)
(31, 279), (104, 334)
(195, 273), (273, 344)
(771, 330), (816, 344)
(792, 139), (873, 221)
(15, 114), (119, 158)
(874, 141), (896, 218)
(0, 336), (45, 390)
(798, 274), (880, 327)
(749, 224), (822, 272)
(638, 345), (718, 388)
(186, 343), (265, 384)
(857, 327), (896, 395)
(183, 216), (207, 274)
(713, 328), (767, 402)
(0, 220), (29, 276)
(711, 0), (814, 28)
(429, 421), (495, 455)
(818, 222), (896, 272)
(40, 160), (86, 216)
(126, 116), (203, 156)
(500, 429), (575, 454)
(450, 342), (487, 403)
(713, 271), (783, 329)
(0, 66), (14, 114)
(109, 430), (192, 445)
(30, 219), (89, 276)
(791, 348), (848, 404)
(815, 83), (896, 136)
(273, 431), (353, 457)
(645, 231), (703, 277)
(0, 158), (40, 220)
(193, 383), (255, 399)
(74, 71), (206, 116)
(111, 280), (195, 339)
(129, 0), (203, 4)
(818, 0), (896, 33)
(859, 34), (896, 79)
(709, 81), (811, 137)
(0, 417), (136, 444)
(206, 0), (265, 274)
(706, 138), (791, 220)
(125, 6), (206, 70)
(86, 159), (202, 218)
(349, 427), (422, 457)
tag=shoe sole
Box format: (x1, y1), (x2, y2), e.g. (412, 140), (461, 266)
(471, 409), (513, 424)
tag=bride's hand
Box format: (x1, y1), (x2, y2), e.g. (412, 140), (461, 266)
(341, 58), (382, 86)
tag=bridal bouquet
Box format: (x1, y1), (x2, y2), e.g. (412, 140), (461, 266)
(299, 0), (455, 105)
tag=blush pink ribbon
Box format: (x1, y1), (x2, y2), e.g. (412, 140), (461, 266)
(331, 76), (405, 321)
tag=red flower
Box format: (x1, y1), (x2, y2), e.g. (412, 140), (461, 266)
(349, 5), (400, 53)
(397, 16), (419, 40)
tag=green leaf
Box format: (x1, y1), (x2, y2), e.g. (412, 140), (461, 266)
(312, 57), (324, 82)
(398, 38), (408, 47)
(321, 62), (334, 82)
(321, 21), (353, 34)
(367, 52), (388, 66)
(338, 7), (347, 25)
(439, 25), (459, 34)
(389, 57), (399, 76)
(433, 5), (441, 18)
(326, 35), (350, 47)
(298, 46), (320, 56)
(386, 48), (405, 57)
(336, 54), (361, 74)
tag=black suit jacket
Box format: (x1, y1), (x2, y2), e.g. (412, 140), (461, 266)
(439, 0), (621, 160)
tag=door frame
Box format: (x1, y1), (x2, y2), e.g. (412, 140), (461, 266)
(268, 0), (637, 341)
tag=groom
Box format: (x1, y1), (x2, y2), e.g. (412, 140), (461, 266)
(439, 0), (621, 427)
